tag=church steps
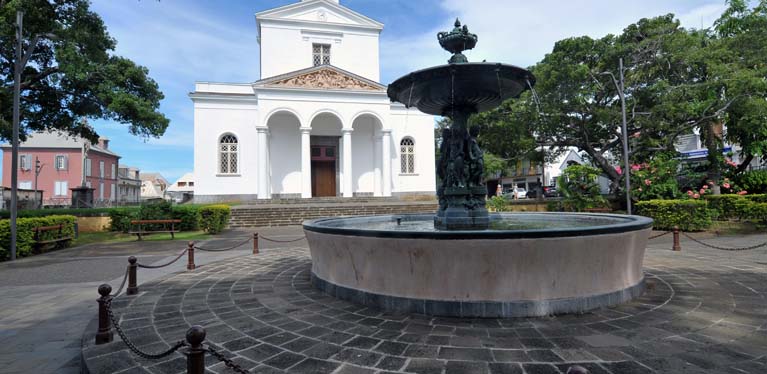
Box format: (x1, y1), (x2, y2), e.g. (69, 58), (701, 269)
(228, 201), (438, 228)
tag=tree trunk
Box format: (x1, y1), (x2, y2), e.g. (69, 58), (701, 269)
(703, 122), (723, 195)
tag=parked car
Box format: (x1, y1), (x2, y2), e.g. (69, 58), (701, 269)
(527, 188), (539, 199)
(543, 186), (559, 197)
(516, 188), (527, 199)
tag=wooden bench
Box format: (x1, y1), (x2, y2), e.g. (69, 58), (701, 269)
(584, 207), (613, 213)
(34, 224), (73, 248)
(129, 219), (182, 240)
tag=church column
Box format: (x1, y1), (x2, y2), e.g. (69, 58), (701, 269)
(373, 134), (382, 197)
(381, 129), (392, 197)
(256, 126), (270, 199)
(300, 127), (312, 198)
(342, 128), (353, 198)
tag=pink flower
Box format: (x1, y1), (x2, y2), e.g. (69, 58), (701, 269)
(723, 183), (730, 189)
(687, 190), (694, 196)
(702, 185), (709, 190)
(693, 193), (700, 199)
(708, 180), (714, 185)
(699, 189), (706, 194)
(631, 164), (641, 171)
(615, 166), (622, 175)
(738, 190), (748, 195)
(644, 179), (652, 186)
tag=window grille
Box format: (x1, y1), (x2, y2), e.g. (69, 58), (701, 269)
(313, 43), (331, 66)
(55, 155), (68, 170)
(219, 134), (238, 174)
(400, 137), (415, 174)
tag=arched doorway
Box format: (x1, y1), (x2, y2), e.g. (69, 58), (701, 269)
(310, 112), (343, 197)
(351, 114), (384, 196)
(266, 111), (301, 197)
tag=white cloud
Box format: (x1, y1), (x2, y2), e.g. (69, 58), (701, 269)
(380, 0), (728, 81)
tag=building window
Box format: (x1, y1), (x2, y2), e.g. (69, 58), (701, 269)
(20, 154), (32, 170)
(85, 158), (92, 177)
(178, 182), (186, 187)
(189, 182), (194, 187)
(219, 134), (238, 174)
(400, 137), (415, 174)
(99, 161), (105, 178)
(111, 163), (116, 179)
(55, 155), (68, 170)
(99, 182), (104, 200)
(54, 181), (68, 196)
(312, 43), (331, 66)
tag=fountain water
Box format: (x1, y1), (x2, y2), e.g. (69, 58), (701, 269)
(303, 19), (652, 317)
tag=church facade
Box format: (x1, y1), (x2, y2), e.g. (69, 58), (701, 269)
(190, 0), (436, 202)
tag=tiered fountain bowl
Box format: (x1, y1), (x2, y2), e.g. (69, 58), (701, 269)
(304, 19), (652, 318)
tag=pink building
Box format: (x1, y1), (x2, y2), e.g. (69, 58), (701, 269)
(1, 132), (121, 206)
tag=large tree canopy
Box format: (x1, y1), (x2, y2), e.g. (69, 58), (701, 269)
(0, 0), (169, 142)
(471, 0), (767, 195)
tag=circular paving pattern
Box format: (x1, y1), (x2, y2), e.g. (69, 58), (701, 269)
(82, 242), (767, 374)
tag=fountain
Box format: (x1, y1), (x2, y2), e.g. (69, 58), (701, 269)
(303, 20), (652, 317)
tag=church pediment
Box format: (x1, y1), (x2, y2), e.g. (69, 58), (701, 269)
(256, 0), (383, 30)
(256, 66), (385, 91)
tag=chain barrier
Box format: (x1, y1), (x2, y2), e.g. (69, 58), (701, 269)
(647, 231), (671, 240)
(105, 298), (187, 359)
(136, 248), (189, 269)
(194, 237), (252, 252)
(258, 235), (306, 243)
(111, 266), (130, 297)
(681, 232), (767, 251)
(206, 345), (251, 374)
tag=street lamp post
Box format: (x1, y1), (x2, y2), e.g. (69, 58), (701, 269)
(10, 11), (57, 260)
(601, 58), (632, 215)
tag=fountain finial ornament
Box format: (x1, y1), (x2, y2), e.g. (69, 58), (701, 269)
(437, 18), (478, 64)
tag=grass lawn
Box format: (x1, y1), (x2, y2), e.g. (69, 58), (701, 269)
(73, 231), (214, 247)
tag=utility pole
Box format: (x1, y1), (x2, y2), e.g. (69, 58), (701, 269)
(601, 58), (632, 215)
(10, 11), (24, 261)
(10, 11), (58, 259)
(618, 58), (631, 215)
(34, 157), (43, 208)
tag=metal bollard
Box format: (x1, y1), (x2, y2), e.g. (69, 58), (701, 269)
(253, 232), (259, 255)
(95, 284), (113, 344)
(186, 325), (206, 374)
(187, 241), (196, 270)
(672, 226), (681, 252)
(127, 256), (138, 295)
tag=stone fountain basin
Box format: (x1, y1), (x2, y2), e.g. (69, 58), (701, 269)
(303, 213), (653, 318)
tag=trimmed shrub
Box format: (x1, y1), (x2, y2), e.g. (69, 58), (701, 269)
(487, 196), (509, 212)
(635, 200), (712, 231)
(746, 194), (767, 203)
(704, 194), (746, 220)
(747, 203), (767, 223)
(109, 208), (137, 233)
(172, 205), (201, 231)
(0, 215), (76, 260)
(199, 205), (231, 234)
(139, 200), (173, 220)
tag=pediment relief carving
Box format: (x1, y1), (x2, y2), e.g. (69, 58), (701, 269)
(268, 68), (383, 91)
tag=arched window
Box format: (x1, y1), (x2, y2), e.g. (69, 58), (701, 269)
(219, 134), (238, 174)
(400, 137), (415, 174)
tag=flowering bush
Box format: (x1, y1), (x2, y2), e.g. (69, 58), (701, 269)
(628, 157), (682, 201)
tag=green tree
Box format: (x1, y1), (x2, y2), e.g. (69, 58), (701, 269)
(0, 0), (169, 142)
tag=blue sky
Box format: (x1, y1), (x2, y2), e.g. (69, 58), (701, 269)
(83, 0), (728, 183)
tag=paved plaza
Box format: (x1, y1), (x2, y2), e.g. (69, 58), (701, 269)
(76, 229), (767, 374)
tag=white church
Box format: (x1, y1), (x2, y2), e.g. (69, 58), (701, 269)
(190, 0), (436, 202)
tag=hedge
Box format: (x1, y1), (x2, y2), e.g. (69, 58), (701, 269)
(0, 207), (128, 218)
(0, 215), (76, 260)
(704, 195), (745, 220)
(109, 202), (202, 233)
(635, 200), (712, 231)
(199, 205), (231, 234)
(746, 194), (767, 203)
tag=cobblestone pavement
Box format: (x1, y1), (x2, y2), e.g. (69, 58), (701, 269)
(81, 230), (767, 374)
(0, 228), (294, 374)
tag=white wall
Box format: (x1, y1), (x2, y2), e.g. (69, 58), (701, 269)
(268, 113), (302, 195)
(351, 116), (378, 193)
(192, 94), (259, 198)
(389, 106), (436, 194)
(259, 21), (380, 81)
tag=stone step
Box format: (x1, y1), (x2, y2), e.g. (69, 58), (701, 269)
(229, 202), (438, 227)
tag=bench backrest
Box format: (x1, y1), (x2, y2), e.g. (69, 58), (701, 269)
(35, 224), (63, 232)
(130, 219), (182, 224)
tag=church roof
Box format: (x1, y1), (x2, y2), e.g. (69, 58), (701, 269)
(256, 0), (383, 31)
(253, 65), (386, 92)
